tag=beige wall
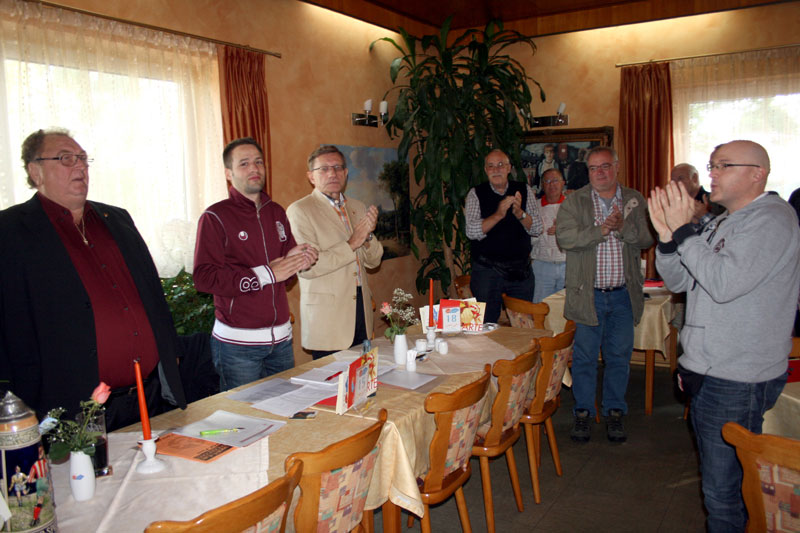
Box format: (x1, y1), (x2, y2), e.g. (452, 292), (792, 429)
(46, 0), (800, 360)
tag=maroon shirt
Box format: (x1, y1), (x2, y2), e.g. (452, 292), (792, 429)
(39, 193), (159, 388)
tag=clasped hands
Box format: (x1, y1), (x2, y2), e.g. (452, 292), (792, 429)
(495, 192), (526, 222)
(647, 181), (696, 243)
(348, 205), (379, 251)
(271, 243), (319, 282)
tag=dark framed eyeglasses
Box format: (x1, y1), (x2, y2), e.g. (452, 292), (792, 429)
(311, 165), (346, 173)
(706, 163), (760, 172)
(35, 153), (93, 167)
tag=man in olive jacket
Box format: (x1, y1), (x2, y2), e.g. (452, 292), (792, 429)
(556, 146), (653, 443)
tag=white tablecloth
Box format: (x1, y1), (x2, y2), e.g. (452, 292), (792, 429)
(763, 381), (800, 439)
(54, 432), (269, 532)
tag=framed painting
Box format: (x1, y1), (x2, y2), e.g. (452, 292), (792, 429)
(333, 144), (411, 260)
(520, 126), (614, 192)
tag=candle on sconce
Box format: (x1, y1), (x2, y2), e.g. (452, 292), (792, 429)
(428, 278), (434, 327)
(364, 99), (373, 114)
(133, 359), (152, 440)
(379, 100), (388, 114)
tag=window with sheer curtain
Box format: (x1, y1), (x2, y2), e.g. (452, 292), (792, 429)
(671, 46), (800, 200)
(0, 0), (227, 276)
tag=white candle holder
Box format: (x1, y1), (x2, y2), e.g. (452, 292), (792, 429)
(136, 437), (165, 474)
(426, 326), (437, 349)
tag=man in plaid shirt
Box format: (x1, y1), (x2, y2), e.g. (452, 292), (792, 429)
(556, 146), (653, 443)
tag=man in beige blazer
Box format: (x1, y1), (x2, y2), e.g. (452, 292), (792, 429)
(287, 145), (383, 359)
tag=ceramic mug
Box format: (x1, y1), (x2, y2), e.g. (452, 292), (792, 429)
(437, 341), (449, 354)
(415, 339), (427, 352)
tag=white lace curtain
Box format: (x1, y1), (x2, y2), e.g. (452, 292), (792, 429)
(671, 46), (800, 199)
(0, 0), (227, 276)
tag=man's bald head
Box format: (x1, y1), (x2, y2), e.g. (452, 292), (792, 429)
(708, 140), (770, 212)
(670, 163), (700, 197)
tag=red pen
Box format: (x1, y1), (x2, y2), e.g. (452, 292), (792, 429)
(325, 371), (343, 381)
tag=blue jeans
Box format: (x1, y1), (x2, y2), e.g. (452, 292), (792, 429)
(690, 373), (786, 532)
(470, 260), (534, 323)
(211, 337), (294, 391)
(571, 288), (634, 417)
(532, 260), (566, 303)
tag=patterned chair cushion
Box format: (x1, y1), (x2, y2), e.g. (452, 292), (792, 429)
(524, 357), (542, 406)
(543, 345), (573, 403)
(317, 446), (380, 532)
(755, 458), (800, 532)
(502, 364), (538, 431)
(242, 502), (285, 533)
(444, 396), (486, 476)
(506, 308), (536, 329)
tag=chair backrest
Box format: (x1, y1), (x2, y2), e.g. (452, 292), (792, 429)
(478, 348), (541, 448)
(526, 321), (576, 414)
(144, 460), (302, 533)
(454, 274), (473, 299)
(502, 294), (550, 330)
(790, 337), (800, 357)
(721, 422), (800, 533)
(422, 365), (491, 493)
(285, 409), (387, 532)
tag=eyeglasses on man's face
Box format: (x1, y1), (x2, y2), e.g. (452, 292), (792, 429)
(706, 162), (761, 172)
(311, 165), (346, 174)
(485, 162), (509, 170)
(588, 162), (615, 173)
(35, 153), (93, 167)
(543, 178), (563, 185)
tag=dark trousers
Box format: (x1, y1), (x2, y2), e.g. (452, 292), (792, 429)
(470, 260), (535, 323)
(311, 286), (368, 360)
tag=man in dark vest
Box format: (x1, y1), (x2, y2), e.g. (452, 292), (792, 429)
(465, 149), (543, 322)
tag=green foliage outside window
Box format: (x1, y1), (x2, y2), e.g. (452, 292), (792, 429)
(160, 269), (214, 335)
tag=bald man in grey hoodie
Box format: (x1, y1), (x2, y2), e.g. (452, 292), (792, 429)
(649, 140), (800, 533)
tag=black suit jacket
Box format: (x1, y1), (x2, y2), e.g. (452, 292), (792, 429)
(0, 195), (186, 418)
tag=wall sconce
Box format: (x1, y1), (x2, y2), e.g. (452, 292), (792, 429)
(352, 99), (389, 127)
(531, 102), (569, 127)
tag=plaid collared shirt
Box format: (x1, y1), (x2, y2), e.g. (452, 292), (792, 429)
(592, 186), (625, 288)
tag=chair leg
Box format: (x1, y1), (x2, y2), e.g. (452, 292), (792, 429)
(544, 416), (562, 477)
(407, 512), (415, 528)
(523, 423), (542, 504)
(683, 397), (691, 420)
(478, 456), (495, 533)
(454, 487), (472, 533)
(362, 509), (374, 533)
(532, 423), (541, 467)
(420, 505), (432, 533)
(505, 446), (524, 512)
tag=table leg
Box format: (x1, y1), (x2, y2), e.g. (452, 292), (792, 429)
(645, 350), (655, 415)
(668, 325), (678, 373)
(382, 500), (401, 533)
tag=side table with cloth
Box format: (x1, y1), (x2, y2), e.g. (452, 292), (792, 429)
(762, 381), (800, 439)
(543, 287), (676, 414)
(53, 326), (549, 533)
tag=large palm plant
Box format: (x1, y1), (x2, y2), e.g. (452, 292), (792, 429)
(372, 18), (544, 293)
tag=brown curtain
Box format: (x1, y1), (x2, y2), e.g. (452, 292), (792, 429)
(618, 63), (673, 279)
(218, 45), (272, 194)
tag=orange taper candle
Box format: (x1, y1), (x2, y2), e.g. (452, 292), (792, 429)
(428, 278), (434, 327)
(133, 359), (152, 440)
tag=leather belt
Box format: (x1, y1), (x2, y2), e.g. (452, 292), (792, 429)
(595, 285), (626, 292)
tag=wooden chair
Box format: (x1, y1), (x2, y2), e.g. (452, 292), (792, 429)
(408, 365), (492, 533)
(721, 422), (800, 533)
(454, 274), (473, 299)
(144, 460), (302, 533)
(472, 349), (541, 533)
(502, 293), (550, 329)
(285, 409), (387, 533)
(520, 320), (577, 503)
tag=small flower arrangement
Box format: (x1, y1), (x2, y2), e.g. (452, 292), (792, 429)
(43, 383), (110, 461)
(381, 288), (419, 342)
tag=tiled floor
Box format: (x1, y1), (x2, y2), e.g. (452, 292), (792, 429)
(373, 364), (708, 532)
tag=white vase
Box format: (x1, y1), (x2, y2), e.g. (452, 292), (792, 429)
(393, 334), (408, 365)
(69, 450), (96, 501)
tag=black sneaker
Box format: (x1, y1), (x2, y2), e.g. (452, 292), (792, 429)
(570, 409), (592, 442)
(606, 409), (627, 443)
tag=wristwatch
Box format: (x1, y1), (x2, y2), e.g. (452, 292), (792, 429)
(518, 211), (527, 221)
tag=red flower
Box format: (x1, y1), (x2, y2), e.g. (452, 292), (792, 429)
(91, 382), (111, 405)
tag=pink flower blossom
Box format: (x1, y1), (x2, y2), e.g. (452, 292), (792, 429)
(380, 302), (392, 315)
(91, 382), (111, 405)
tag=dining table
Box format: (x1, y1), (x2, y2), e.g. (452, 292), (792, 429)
(542, 286), (677, 415)
(52, 325), (550, 533)
(762, 381), (800, 440)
